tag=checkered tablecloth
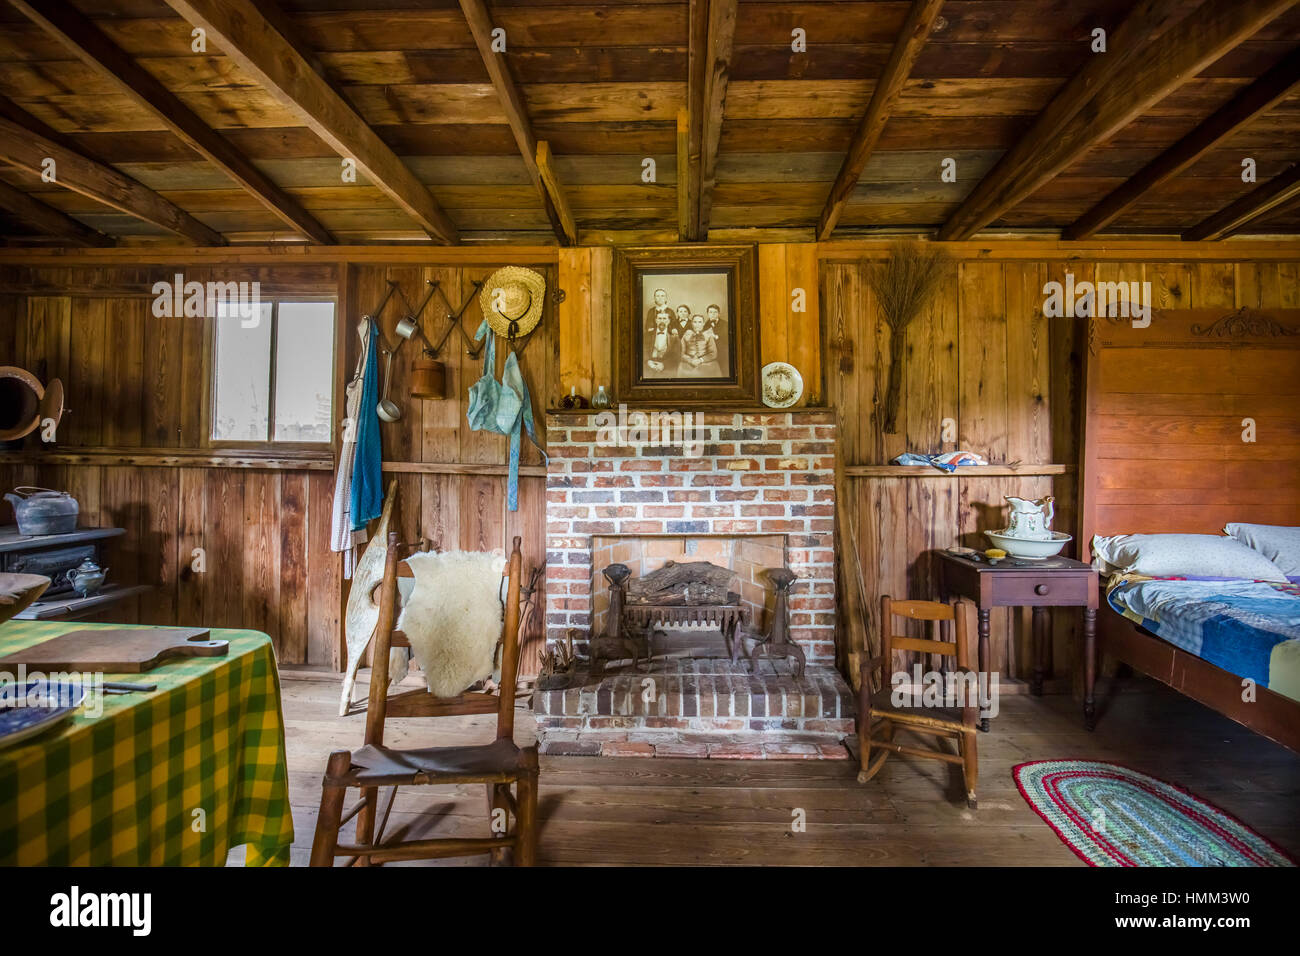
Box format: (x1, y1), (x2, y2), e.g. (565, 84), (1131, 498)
(0, 622), (293, 866)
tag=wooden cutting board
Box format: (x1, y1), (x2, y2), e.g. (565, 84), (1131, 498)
(0, 628), (228, 672)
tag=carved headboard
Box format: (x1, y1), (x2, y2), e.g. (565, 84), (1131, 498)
(1078, 308), (1300, 563)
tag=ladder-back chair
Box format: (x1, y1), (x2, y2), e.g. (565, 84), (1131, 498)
(857, 596), (980, 809)
(310, 532), (539, 865)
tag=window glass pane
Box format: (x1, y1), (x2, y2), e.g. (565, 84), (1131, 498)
(273, 301), (335, 442)
(212, 301), (273, 441)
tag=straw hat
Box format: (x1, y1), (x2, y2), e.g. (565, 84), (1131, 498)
(480, 266), (546, 340)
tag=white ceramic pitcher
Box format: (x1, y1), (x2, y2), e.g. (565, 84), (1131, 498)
(1004, 496), (1054, 540)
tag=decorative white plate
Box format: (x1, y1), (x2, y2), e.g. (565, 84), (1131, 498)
(0, 679), (85, 749)
(761, 362), (803, 408)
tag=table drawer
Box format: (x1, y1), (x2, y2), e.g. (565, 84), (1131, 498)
(989, 573), (1095, 606)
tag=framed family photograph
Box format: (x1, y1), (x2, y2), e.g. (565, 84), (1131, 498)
(612, 245), (760, 406)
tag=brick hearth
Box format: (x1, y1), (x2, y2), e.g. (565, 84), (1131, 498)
(533, 658), (854, 757)
(538, 408), (854, 758)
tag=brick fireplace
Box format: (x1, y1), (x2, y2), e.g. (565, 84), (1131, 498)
(536, 408), (855, 758)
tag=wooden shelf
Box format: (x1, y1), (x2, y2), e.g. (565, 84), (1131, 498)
(0, 447), (333, 471)
(14, 583), (152, 621)
(844, 464), (1074, 477)
(0, 525), (124, 554)
(380, 461), (548, 476)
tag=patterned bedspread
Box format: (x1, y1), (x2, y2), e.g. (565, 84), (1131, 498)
(1107, 576), (1300, 704)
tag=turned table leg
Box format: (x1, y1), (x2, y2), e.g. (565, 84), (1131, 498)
(978, 607), (991, 732)
(1031, 606), (1049, 697)
(1083, 607), (1097, 730)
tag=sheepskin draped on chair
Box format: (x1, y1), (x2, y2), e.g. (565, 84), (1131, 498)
(397, 549), (506, 698)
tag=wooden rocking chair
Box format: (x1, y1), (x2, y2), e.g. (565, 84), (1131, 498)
(310, 532), (539, 866)
(856, 596), (980, 809)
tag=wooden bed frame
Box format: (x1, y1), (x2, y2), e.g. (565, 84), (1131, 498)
(1078, 305), (1300, 754)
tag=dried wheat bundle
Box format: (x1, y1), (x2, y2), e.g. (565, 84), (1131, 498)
(867, 241), (950, 434)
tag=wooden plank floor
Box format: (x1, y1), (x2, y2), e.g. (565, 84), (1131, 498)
(244, 673), (1300, 866)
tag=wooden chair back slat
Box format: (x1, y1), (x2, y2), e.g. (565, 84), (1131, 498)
(888, 599), (955, 621)
(891, 636), (956, 657)
(879, 596), (976, 675)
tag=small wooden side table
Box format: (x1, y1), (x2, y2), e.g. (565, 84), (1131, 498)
(939, 551), (1099, 732)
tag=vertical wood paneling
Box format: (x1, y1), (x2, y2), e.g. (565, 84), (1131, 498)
(1004, 262), (1050, 464)
(459, 474), (505, 553)
(138, 466), (179, 625)
(588, 246), (614, 400)
(67, 299), (106, 447)
(241, 470), (281, 640)
(558, 247), (593, 403)
(420, 265), (463, 464)
(958, 261), (1008, 463)
(904, 260), (958, 455)
(278, 471), (309, 664)
(99, 465), (141, 623)
(205, 468), (245, 629)
(176, 466), (207, 627)
(306, 471), (341, 669)
(142, 305), (184, 447)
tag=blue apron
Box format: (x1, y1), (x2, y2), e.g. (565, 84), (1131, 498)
(467, 319), (546, 511)
(349, 321), (384, 530)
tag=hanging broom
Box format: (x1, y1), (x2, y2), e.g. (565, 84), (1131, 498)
(867, 241), (949, 434)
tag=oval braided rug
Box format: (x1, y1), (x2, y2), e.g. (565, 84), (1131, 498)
(1013, 760), (1296, 867)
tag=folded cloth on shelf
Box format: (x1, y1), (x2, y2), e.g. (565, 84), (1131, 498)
(892, 451), (988, 472)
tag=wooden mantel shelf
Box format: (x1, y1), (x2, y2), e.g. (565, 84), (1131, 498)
(844, 464), (1074, 477)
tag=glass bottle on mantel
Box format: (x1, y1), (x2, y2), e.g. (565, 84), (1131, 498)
(591, 385), (612, 409)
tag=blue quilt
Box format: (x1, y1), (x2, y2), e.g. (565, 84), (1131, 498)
(1107, 576), (1300, 703)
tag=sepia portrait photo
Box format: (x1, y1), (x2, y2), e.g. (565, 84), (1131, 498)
(638, 271), (733, 381)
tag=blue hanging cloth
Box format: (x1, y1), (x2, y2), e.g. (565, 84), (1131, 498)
(349, 321), (384, 530)
(467, 318), (546, 511)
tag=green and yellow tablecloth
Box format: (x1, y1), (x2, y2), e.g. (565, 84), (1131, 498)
(0, 621), (293, 866)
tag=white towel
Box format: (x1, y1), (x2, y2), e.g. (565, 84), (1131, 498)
(330, 318), (374, 578)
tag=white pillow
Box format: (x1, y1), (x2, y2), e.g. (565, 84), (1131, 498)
(1091, 533), (1288, 582)
(1223, 523), (1300, 577)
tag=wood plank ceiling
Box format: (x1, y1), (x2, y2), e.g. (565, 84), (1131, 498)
(0, 0), (1297, 246)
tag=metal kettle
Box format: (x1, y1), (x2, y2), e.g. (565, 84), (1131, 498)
(5, 486), (80, 536)
(67, 558), (107, 598)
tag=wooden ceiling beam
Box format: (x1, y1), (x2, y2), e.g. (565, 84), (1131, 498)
(457, 0), (577, 246)
(0, 176), (114, 247)
(695, 0), (737, 240)
(0, 117), (225, 245)
(680, 0), (708, 240)
(816, 0), (946, 241)
(165, 0), (458, 244)
(676, 110), (690, 239)
(1184, 162), (1300, 240)
(938, 0), (1297, 241)
(1067, 46), (1300, 240)
(10, 0), (335, 245)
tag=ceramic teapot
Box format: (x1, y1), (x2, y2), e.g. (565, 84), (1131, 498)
(67, 558), (107, 598)
(1003, 496), (1055, 540)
